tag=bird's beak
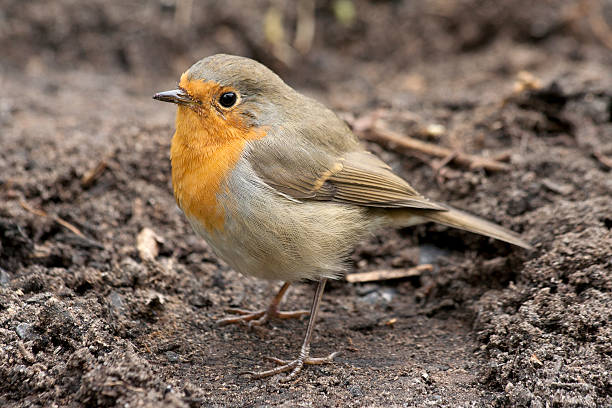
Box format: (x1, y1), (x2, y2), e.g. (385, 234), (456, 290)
(153, 89), (195, 106)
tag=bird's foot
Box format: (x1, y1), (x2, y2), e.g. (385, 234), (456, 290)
(217, 307), (309, 328)
(248, 351), (341, 382)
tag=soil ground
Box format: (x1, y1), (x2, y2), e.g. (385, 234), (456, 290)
(0, 1), (611, 407)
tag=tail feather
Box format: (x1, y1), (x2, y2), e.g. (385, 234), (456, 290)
(423, 207), (532, 249)
(389, 206), (532, 249)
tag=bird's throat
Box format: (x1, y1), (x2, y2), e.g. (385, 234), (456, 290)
(170, 106), (263, 232)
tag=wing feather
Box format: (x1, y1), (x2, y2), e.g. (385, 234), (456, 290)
(252, 148), (445, 211)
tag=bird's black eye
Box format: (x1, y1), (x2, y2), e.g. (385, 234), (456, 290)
(219, 92), (237, 108)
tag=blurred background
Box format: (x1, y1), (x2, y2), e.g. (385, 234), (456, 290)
(1, 1), (611, 407)
(3, 0), (612, 99)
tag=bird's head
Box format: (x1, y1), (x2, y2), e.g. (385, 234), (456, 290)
(154, 54), (292, 133)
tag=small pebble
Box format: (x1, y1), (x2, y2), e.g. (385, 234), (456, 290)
(165, 351), (179, 362)
(359, 288), (396, 305)
(348, 385), (363, 397)
(0, 268), (9, 286)
(419, 244), (449, 265)
(356, 284), (379, 296)
(109, 291), (125, 313)
(16, 323), (36, 340)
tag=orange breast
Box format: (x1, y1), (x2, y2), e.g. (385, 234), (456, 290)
(170, 94), (264, 232)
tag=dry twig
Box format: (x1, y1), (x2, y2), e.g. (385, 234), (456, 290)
(20, 199), (86, 238)
(362, 125), (511, 172)
(294, 0), (316, 54)
(563, 0), (612, 50)
(346, 264), (432, 283)
(174, 0), (193, 27)
(81, 157), (109, 188)
(17, 341), (35, 364)
(348, 110), (511, 172)
(586, 0), (612, 50)
(593, 151), (612, 169)
(264, 1), (297, 66)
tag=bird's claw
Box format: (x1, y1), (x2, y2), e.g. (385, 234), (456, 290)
(217, 307), (309, 327)
(248, 351), (341, 382)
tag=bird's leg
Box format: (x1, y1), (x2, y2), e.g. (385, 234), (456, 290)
(248, 279), (341, 381)
(217, 282), (309, 327)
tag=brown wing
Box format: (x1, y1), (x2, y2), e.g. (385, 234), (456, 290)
(256, 150), (446, 211)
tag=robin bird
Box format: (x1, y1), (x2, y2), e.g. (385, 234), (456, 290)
(153, 54), (531, 381)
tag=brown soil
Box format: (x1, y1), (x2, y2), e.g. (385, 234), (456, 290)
(1, 1), (611, 407)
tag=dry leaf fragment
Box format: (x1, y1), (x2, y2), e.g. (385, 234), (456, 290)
(137, 227), (161, 261)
